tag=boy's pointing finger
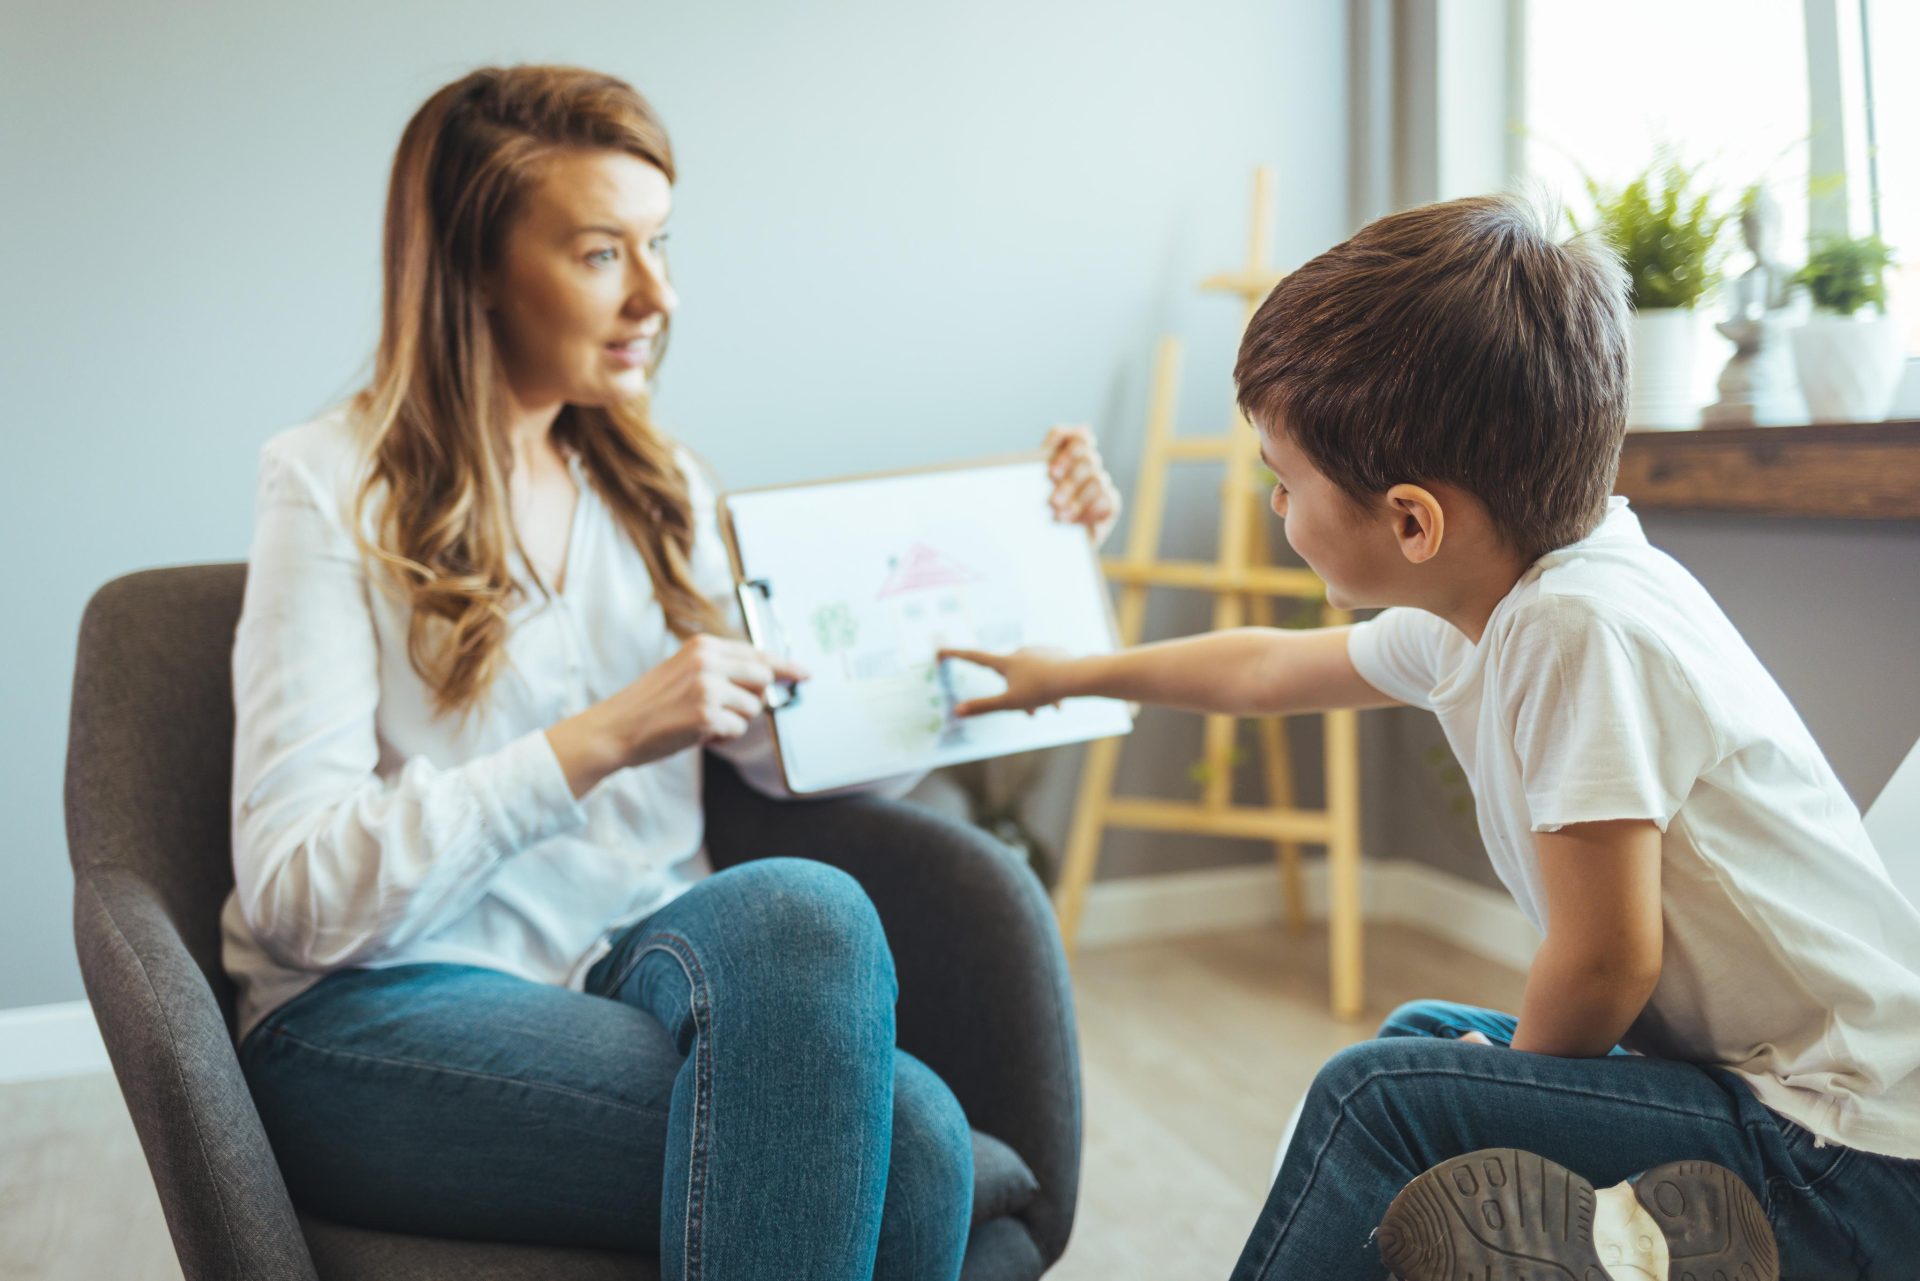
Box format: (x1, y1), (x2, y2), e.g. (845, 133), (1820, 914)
(938, 647), (1003, 673)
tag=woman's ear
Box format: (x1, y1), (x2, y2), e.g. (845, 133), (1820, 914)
(1385, 483), (1445, 564)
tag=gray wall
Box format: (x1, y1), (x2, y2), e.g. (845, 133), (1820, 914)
(0, 0), (1352, 1010)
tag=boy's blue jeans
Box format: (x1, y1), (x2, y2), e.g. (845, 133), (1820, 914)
(1233, 999), (1920, 1280)
(238, 858), (974, 1281)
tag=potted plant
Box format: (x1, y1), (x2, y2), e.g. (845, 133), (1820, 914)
(1790, 233), (1904, 422)
(1579, 155), (1728, 430)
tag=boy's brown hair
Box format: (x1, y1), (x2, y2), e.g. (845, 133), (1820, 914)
(1234, 193), (1631, 563)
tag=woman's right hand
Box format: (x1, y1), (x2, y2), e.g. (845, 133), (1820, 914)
(548, 635), (809, 798)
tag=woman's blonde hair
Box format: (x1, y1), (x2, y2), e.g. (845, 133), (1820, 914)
(353, 64), (727, 718)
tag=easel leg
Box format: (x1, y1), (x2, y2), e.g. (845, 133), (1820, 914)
(1325, 704), (1364, 1020)
(1246, 521), (1305, 935)
(1055, 582), (1152, 955)
(1254, 717), (1306, 936)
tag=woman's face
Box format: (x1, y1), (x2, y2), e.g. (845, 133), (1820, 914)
(486, 148), (676, 413)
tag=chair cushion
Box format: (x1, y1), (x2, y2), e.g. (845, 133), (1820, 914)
(969, 1129), (1042, 1226)
(299, 1127), (1041, 1279)
(301, 1212), (647, 1281)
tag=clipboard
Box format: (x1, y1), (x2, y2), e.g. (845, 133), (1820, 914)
(719, 453), (1135, 795)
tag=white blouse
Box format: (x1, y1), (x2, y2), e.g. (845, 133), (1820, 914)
(221, 406), (882, 1039)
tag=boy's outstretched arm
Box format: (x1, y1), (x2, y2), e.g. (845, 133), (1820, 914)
(940, 626), (1401, 719)
(1509, 819), (1664, 1058)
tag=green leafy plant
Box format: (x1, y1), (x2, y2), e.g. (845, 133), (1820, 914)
(1577, 155), (1728, 310)
(1793, 233), (1897, 316)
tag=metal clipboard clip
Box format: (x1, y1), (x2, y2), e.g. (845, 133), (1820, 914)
(736, 578), (801, 711)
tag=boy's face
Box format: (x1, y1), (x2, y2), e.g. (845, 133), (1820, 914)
(1255, 418), (1405, 612)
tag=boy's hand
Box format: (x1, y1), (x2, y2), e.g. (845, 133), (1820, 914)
(1044, 424), (1121, 547)
(939, 647), (1074, 717)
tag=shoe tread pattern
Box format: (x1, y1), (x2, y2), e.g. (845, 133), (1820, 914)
(1634, 1160), (1779, 1281)
(1379, 1147), (1612, 1280)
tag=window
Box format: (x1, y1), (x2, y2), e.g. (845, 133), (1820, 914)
(1864, 0), (1920, 353)
(1522, 1), (1812, 262)
(1522, 0), (1919, 370)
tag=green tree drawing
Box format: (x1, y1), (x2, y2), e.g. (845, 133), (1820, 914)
(811, 602), (860, 676)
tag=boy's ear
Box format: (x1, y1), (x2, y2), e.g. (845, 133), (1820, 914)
(1385, 483), (1444, 564)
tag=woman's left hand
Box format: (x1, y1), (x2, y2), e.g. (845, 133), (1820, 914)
(1044, 423), (1122, 548)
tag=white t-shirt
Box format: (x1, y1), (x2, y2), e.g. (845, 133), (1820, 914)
(222, 407), (908, 1041)
(1348, 497), (1920, 1159)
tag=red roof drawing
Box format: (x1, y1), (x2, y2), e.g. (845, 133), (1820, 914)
(876, 543), (982, 599)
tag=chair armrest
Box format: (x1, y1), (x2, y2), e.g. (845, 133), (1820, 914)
(74, 865), (317, 1281)
(702, 757), (1081, 1263)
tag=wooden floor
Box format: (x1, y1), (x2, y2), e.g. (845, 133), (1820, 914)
(0, 922), (1523, 1281)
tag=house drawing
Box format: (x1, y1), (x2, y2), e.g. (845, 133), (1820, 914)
(875, 542), (983, 668)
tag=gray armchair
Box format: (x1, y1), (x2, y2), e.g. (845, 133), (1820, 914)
(66, 564), (1082, 1280)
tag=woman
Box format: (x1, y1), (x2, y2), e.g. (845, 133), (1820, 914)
(224, 64), (1119, 1280)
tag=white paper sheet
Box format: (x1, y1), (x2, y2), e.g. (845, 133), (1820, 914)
(723, 456), (1134, 793)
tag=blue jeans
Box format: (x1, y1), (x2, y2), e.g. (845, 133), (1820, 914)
(1232, 999), (1920, 1280)
(238, 858), (974, 1281)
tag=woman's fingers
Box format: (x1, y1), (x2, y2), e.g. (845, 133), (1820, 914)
(707, 646), (774, 694)
(1050, 453), (1092, 493)
(699, 637), (809, 692)
(1050, 462), (1103, 522)
(1060, 471), (1106, 518)
(765, 653), (811, 685)
(703, 706), (753, 742)
(1049, 440), (1093, 478)
(1044, 422), (1093, 464)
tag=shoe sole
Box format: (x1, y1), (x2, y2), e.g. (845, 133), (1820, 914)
(1377, 1147), (1778, 1280)
(1635, 1159), (1780, 1280)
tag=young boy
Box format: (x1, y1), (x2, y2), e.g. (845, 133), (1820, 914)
(943, 194), (1920, 1279)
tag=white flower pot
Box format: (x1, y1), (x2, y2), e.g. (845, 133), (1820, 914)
(1790, 312), (1907, 423)
(1628, 308), (1701, 431)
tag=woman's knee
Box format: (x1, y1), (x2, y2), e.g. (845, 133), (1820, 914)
(716, 858), (896, 1006)
(878, 1054), (973, 1279)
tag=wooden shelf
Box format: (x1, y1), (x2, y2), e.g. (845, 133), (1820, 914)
(1615, 420), (1920, 520)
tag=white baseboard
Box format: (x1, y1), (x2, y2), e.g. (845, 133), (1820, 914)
(1078, 857), (1541, 972)
(0, 1000), (109, 1084)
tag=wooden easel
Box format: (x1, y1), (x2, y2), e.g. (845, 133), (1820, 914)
(1055, 169), (1367, 1020)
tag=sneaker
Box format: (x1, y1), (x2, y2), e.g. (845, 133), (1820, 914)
(1377, 1147), (1779, 1280)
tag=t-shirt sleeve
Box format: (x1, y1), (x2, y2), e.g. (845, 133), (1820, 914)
(1346, 607), (1453, 710)
(1500, 600), (1722, 834)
